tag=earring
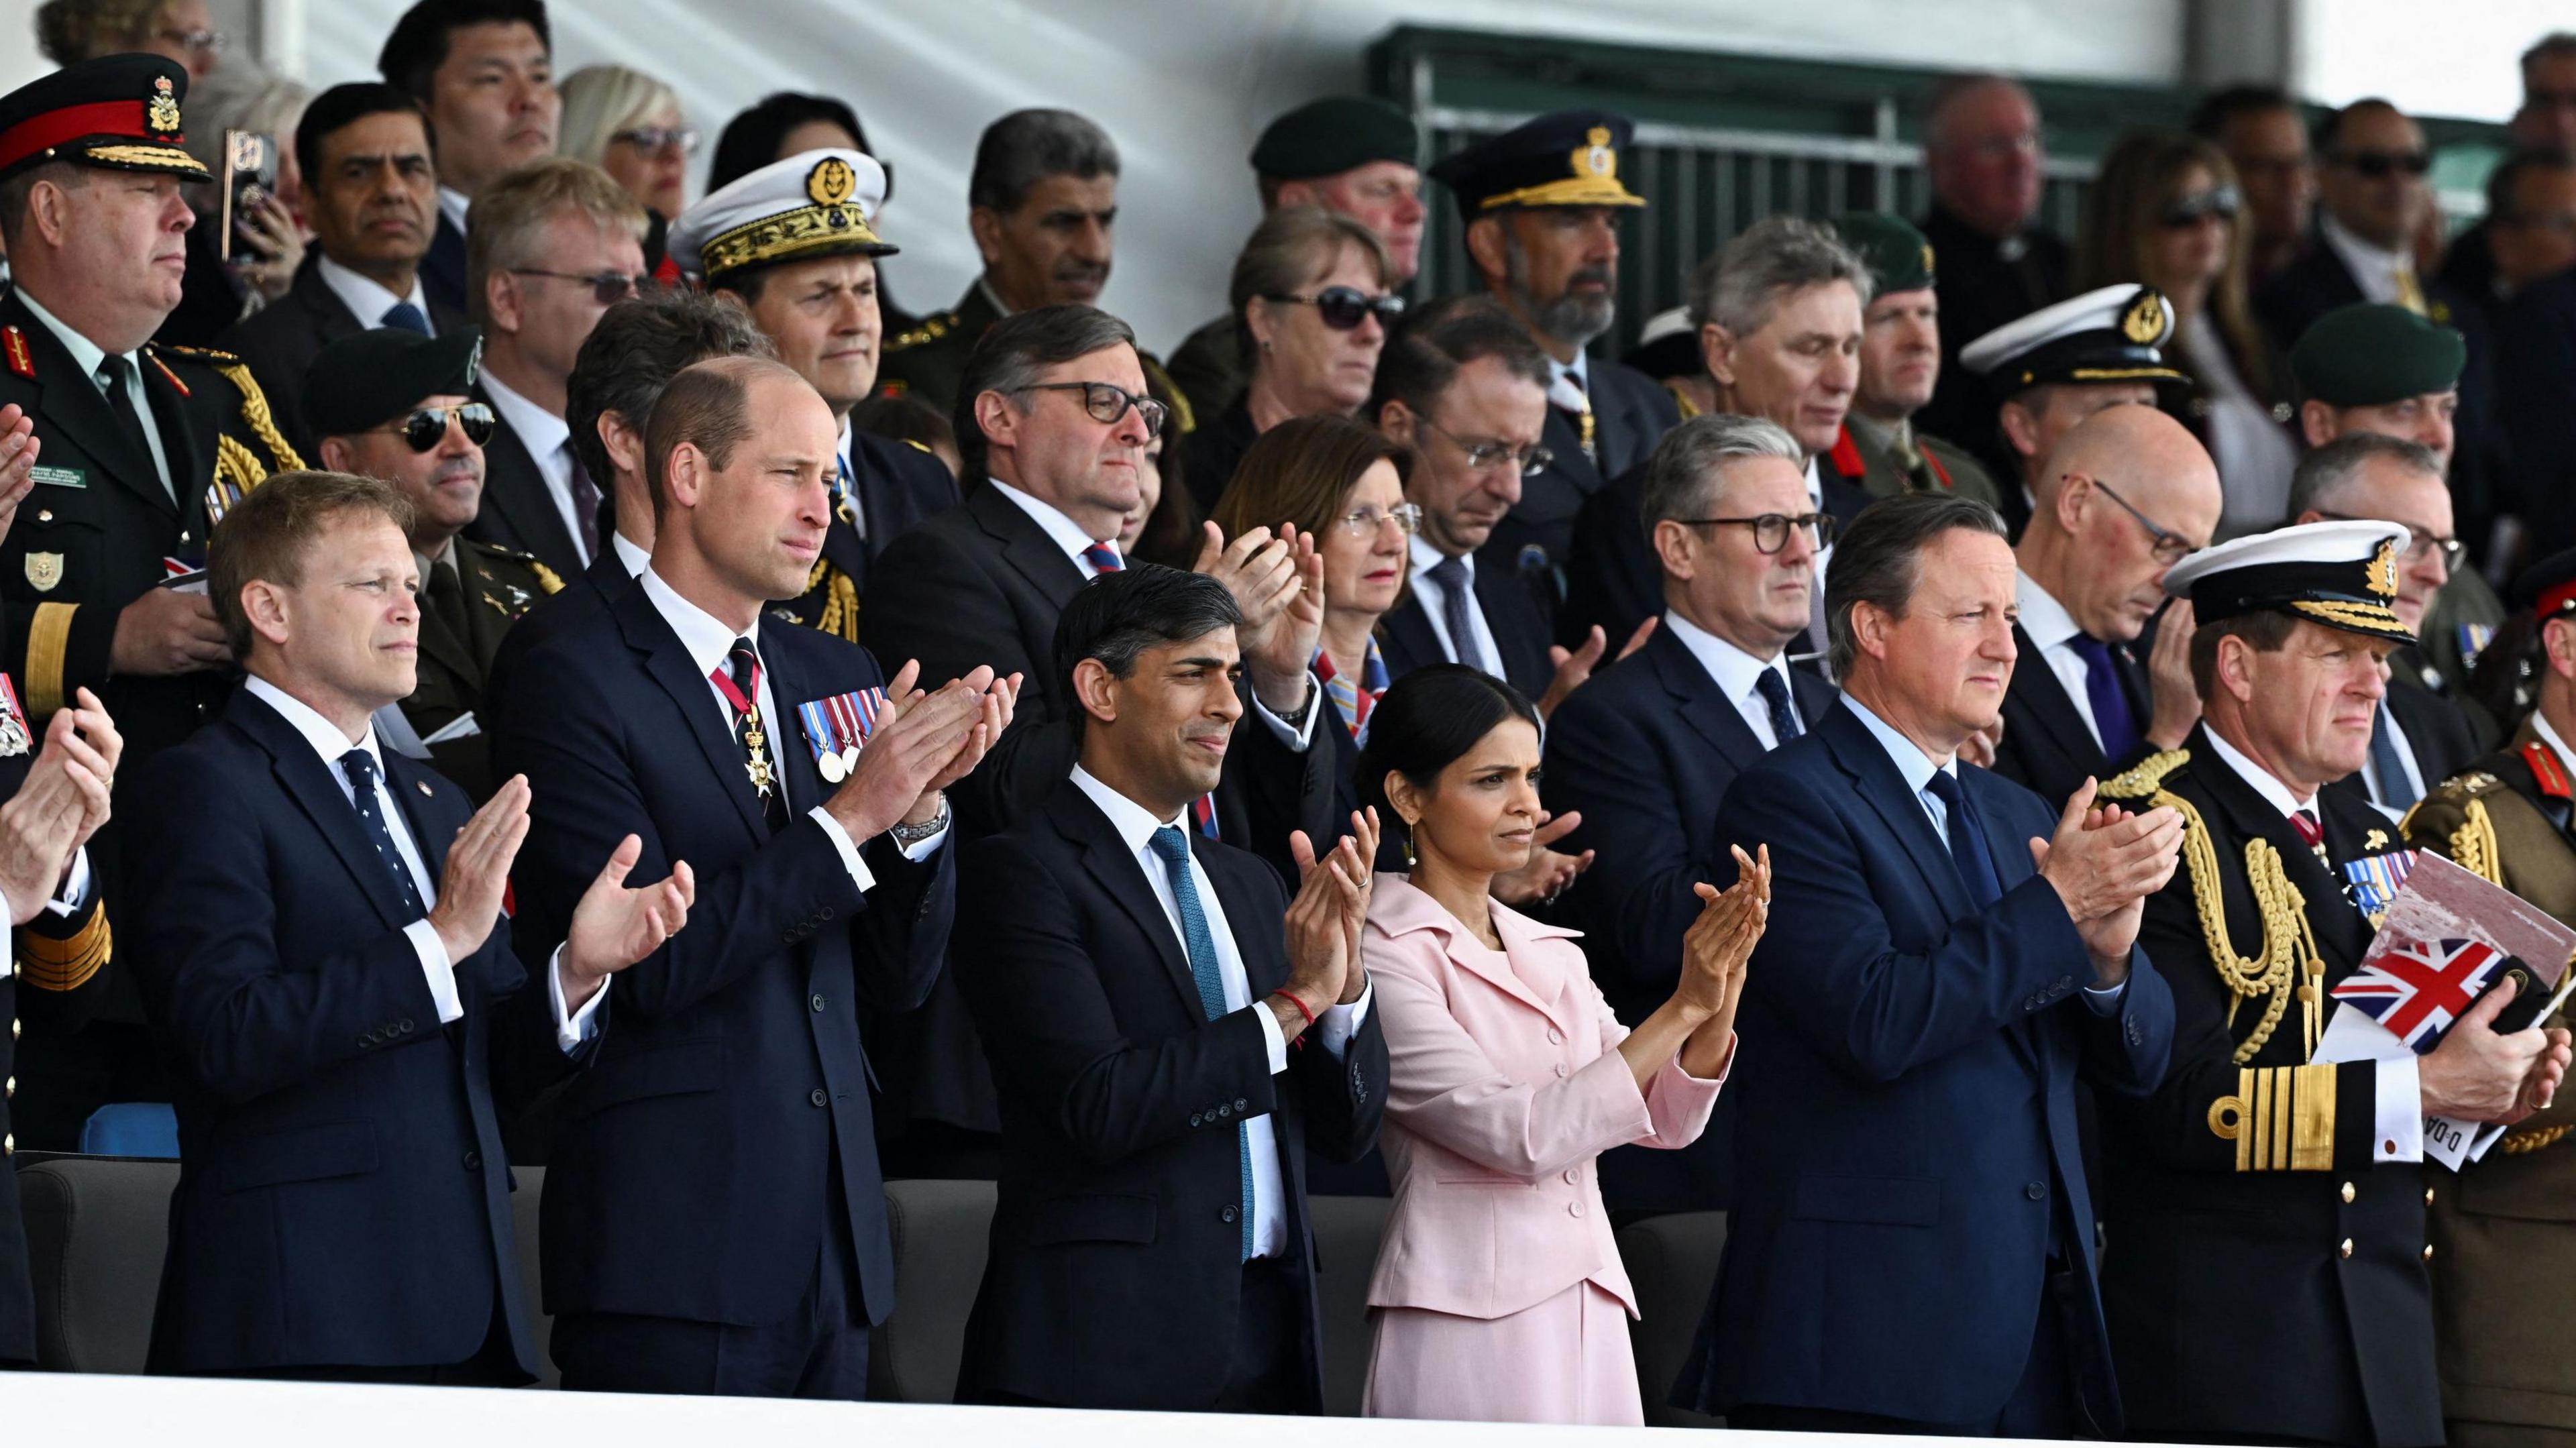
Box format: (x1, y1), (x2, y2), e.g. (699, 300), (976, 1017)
(1400, 819), (1417, 869)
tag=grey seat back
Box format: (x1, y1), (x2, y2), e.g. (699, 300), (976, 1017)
(1613, 1209), (1729, 1427)
(1306, 1193), (1393, 1416)
(16, 1156), (179, 1374)
(871, 1178), (997, 1404)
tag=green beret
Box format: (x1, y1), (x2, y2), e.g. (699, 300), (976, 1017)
(1832, 212), (1935, 294)
(303, 327), (484, 439)
(2289, 303), (2465, 406)
(1250, 97), (1420, 180)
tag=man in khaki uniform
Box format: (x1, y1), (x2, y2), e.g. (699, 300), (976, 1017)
(2402, 543), (2576, 1448)
(1823, 212), (2002, 510)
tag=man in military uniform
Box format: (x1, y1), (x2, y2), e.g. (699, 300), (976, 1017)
(2095, 520), (2569, 1447)
(0, 54), (304, 1147)
(2402, 545), (2576, 1448)
(1426, 109), (1676, 610)
(1163, 97), (1426, 428)
(2292, 302), (2506, 712)
(1825, 212), (2002, 509)
(306, 325), (555, 799)
(1957, 282), (2188, 540)
(668, 149), (955, 641)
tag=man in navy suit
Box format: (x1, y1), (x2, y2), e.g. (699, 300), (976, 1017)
(1545, 414), (1834, 1215)
(128, 469), (689, 1382)
(1672, 492), (2182, 1435)
(952, 564), (1386, 1412)
(496, 356), (1003, 1397)
(2257, 99), (2440, 358)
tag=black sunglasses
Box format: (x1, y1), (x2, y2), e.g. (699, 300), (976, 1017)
(2334, 149), (2431, 179)
(2159, 186), (2241, 229)
(1266, 286), (1405, 331)
(376, 404), (496, 452)
(510, 268), (645, 305)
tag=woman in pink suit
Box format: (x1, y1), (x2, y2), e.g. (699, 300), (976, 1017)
(1355, 665), (1766, 1425)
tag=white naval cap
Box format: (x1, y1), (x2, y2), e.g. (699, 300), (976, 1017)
(667, 148), (894, 286)
(1957, 282), (2189, 395)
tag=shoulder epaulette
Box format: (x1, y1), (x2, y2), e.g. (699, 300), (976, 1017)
(2102, 748), (2190, 801)
(150, 342), (241, 366)
(468, 538), (565, 595)
(883, 312), (959, 353)
(903, 438), (933, 456)
(532, 561), (565, 596)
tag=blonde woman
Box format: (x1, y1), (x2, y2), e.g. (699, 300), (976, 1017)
(557, 65), (692, 221)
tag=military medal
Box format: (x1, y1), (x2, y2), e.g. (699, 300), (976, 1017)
(0, 674), (32, 758)
(2343, 848), (2421, 918)
(797, 687), (885, 785)
(707, 657), (777, 800)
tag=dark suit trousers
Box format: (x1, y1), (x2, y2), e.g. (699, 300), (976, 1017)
(976, 1256), (1309, 1414)
(552, 1148), (870, 1400)
(196, 1281), (524, 1387)
(1729, 1264), (2092, 1439)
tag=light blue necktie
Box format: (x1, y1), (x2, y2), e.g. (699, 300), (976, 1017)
(1149, 825), (1253, 1260)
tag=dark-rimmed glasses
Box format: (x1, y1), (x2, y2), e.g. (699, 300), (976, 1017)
(509, 268), (643, 305)
(2312, 509), (2464, 571)
(2079, 476), (2198, 565)
(1265, 286), (1405, 331)
(374, 404), (496, 452)
(1671, 512), (1836, 554)
(1415, 416), (1551, 476)
(1017, 380), (1167, 435)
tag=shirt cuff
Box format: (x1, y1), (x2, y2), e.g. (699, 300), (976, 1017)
(2378, 1056), (2425, 1164)
(547, 943), (607, 1052)
(1251, 672), (1321, 753)
(806, 805), (880, 893)
(2081, 978), (2127, 1016)
(1253, 995), (1289, 1074)
(1316, 976), (1372, 1057)
(41, 846), (91, 917)
(403, 918), (465, 1025)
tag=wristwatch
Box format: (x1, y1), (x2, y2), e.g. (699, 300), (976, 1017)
(888, 793), (950, 847)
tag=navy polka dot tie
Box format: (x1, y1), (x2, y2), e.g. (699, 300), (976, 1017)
(340, 749), (425, 920)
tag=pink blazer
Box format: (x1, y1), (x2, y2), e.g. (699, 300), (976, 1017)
(1360, 874), (1726, 1321)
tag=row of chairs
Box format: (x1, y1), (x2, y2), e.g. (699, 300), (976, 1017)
(15, 1158), (1729, 1421)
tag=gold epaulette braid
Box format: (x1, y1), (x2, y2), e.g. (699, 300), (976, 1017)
(2100, 748), (2190, 801)
(2449, 798), (2503, 885)
(806, 558), (859, 643)
(211, 359), (305, 472)
(2143, 770), (2327, 1064)
(2501, 1123), (2576, 1155)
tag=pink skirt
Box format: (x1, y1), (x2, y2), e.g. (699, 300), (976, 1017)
(1360, 1280), (1641, 1425)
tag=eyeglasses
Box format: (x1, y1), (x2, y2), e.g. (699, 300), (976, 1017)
(2158, 185), (2241, 229)
(1265, 286), (1406, 331)
(157, 26), (226, 54)
(2332, 149), (2431, 178)
(1672, 512), (1837, 555)
(373, 404), (496, 452)
(1016, 380), (1167, 435)
(2080, 476), (2199, 565)
(1415, 416), (1552, 476)
(508, 268), (643, 305)
(610, 125), (700, 156)
(2313, 509), (2465, 570)
(1334, 502), (1422, 538)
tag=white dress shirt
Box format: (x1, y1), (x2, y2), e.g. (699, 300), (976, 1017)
(610, 530), (651, 579)
(1405, 533), (1505, 675)
(2358, 704), (2427, 823)
(480, 370), (592, 566)
(242, 675), (601, 1049)
(2015, 570), (2106, 750)
(2199, 725), (2423, 1162)
(316, 254), (435, 335)
(1662, 609), (1799, 750)
(1069, 765), (1368, 1260)
(437, 185), (471, 238)
(1546, 349), (1591, 417)
(637, 568), (947, 879)
(1843, 693), (2124, 1012)
(991, 478), (1319, 750)
(16, 288), (172, 500)
(2319, 213), (2417, 308)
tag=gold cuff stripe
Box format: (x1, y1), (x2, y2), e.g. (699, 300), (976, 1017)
(17, 909), (110, 993)
(2209, 1063), (2339, 1171)
(25, 601), (76, 717)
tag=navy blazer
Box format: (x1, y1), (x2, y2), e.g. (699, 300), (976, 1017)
(1377, 551), (1554, 702)
(1671, 701), (2175, 1429)
(461, 381), (586, 581)
(494, 581), (952, 1329)
(128, 687), (572, 1378)
(1484, 356), (1676, 596)
(421, 211), (468, 319)
(949, 775), (1387, 1410)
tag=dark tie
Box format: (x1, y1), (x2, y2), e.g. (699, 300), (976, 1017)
(1426, 556), (1491, 675)
(338, 749), (427, 920)
(2063, 633), (2141, 761)
(710, 636), (787, 832)
(1752, 666), (1802, 744)
(381, 301), (430, 335)
(1925, 769), (2002, 909)
(2367, 704), (2420, 811)
(95, 357), (170, 500)
(426, 557), (471, 644)
(1148, 826), (1254, 1260)
(1080, 541), (1124, 574)
(562, 445), (602, 563)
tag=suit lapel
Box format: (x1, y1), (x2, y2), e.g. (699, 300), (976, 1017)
(1202, 848), (1289, 1000)
(1652, 629), (1765, 773)
(474, 385), (581, 567)
(1378, 600), (1442, 679)
(2007, 624), (2107, 773)
(231, 692), (414, 932)
(138, 347), (206, 528)
(969, 484), (1086, 614)
(614, 586), (768, 841)
(762, 632), (826, 818)
(6, 295), (170, 515)
(1820, 704), (1974, 920)
(1061, 785), (1201, 1013)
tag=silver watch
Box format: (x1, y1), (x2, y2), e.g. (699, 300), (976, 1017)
(888, 794), (951, 846)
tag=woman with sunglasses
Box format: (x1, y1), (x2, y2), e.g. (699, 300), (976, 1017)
(559, 66), (694, 225)
(2079, 129), (2298, 539)
(1189, 207), (1405, 511)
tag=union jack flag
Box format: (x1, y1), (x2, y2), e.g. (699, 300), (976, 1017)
(2331, 936), (2511, 1052)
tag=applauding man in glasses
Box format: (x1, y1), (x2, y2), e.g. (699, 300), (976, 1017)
(309, 325), (554, 800)
(463, 158), (647, 579)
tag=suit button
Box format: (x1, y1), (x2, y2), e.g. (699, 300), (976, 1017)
(400, 1019), (415, 1034)
(3, 1076), (11, 1098)
(809, 1089), (828, 1108)
(2425, 1186), (2436, 1206)
(2025, 1182), (2045, 1201)
(3, 1133), (11, 1156)
(462, 1150), (480, 1170)
(180, 530), (191, 544)
(1189, 1114), (1203, 1127)
(1566, 1201), (1583, 1217)
(1220, 1205), (1238, 1223)
(2423, 1243), (2435, 1262)
(2339, 1239), (2354, 1260)
(2341, 1181), (2356, 1204)
(1563, 1169), (1579, 1185)
(819, 907), (835, 922)
(1217, 1104), (1232, 1119)
(810, 993), (827, 1014)
(9, 1020), (17, 1041)
(1233, 1097), (1247, 1111)
(1554, 1063), (1567, 1077)
(783, 932), (797, 944)
(33, 509), (49, 522)
(1546, 1027), (1564, 1045)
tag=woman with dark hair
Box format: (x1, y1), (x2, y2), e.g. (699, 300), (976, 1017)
(1354, 665), (1765, 1424)
(2078, 127), (2296, 537)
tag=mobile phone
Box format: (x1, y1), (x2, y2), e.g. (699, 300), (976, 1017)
(219, 129), (276, 264)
